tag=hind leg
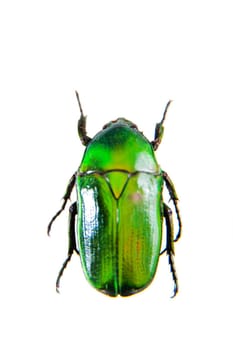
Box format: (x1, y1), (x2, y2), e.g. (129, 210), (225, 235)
(56, 202), (79, 292)
(163, 203), (178, 297)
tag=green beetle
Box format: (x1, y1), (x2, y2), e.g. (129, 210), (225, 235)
(48, 92), (182, 297)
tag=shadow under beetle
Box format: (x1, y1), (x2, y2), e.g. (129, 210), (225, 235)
(48, 92), (182, 297)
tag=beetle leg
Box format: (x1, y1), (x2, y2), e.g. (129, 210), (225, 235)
(162, 171), (182, 242)
(56, 202), (79, 292)
(75, 91), (92, 146)
(163, 203), (178, 298)
(152, 100), (172, 150)
(47, 173), (76, 235)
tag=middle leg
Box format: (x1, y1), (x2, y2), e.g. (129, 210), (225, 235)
(162, 171), (182, 242)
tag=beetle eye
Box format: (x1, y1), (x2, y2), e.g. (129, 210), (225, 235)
(130, 124), (137, 129)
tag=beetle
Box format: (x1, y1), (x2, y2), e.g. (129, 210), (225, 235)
(48, 92), (182, 297)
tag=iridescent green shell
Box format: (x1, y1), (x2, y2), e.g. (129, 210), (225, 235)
(77, 118), (163, 296)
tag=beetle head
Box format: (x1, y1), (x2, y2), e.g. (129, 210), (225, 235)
(102, 118), (139, 131)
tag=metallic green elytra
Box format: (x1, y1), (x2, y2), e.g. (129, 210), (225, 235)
(48, 92), (182, 297)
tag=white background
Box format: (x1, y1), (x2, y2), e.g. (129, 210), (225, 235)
(1, 0), (232, 349)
